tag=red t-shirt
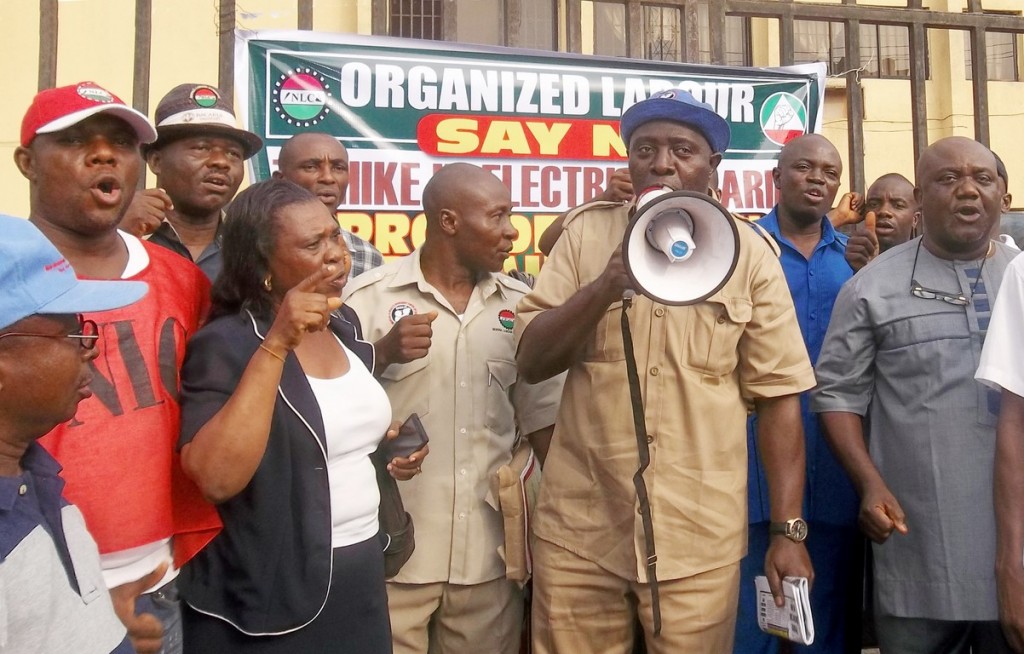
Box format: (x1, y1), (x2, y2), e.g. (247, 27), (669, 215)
(39, 240), (220, 567)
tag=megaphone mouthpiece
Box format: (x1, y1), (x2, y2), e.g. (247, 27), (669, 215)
(646, 209), (697, 263)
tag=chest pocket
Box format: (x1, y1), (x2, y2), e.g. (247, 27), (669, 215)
(485, 359), (517, 434)
(583, 300), (626, 362)
(680, 297), (752, 377)
(379, 356), (431, 418)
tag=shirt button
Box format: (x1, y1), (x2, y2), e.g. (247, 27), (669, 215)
(460, 468), (467, 476)
(637, 506), (643, 515)
(18, 484), (27, 496)
(650, 367), (660, 376)
(717, 315), (726, 324)
(809, 313), (816, 320)
(459, 512), (466, 520)
(647, 435), (654, 444)
(459, 381), (467, 388)
(654, 308), (665, 317)
(460, 428), (467, 434)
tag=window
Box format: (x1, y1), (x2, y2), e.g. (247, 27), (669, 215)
(389, 0), (443, 39)
(645, 6), (682, 61)
(519, 0), (556, 50)
(583, 1), (750, 64)
(589, 0), (628, 57)
(793, 20), (846, 74)
(966, 30), (1020, 81)
(860, 24), (911, 78)
(387, 0), (554, 47)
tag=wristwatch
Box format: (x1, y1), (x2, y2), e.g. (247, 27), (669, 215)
(769, 518), (809, 543)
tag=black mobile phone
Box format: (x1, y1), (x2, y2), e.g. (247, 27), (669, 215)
(386, 413), (429, 460)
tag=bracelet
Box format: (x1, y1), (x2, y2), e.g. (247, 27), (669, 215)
(259, 343), (286, 363)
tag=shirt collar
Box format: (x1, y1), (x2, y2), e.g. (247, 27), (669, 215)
(386, 248), (509, 300)
(0, 443), (62, 512)
(760, 206), (848, 252)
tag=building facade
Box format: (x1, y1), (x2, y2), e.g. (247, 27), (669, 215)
(2, 0), (1022, 218)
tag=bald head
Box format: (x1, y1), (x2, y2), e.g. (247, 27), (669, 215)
(773, 134), (843, 228)
(421, 163), (516, 274)
(273, 133), (349, 210)
(423, 163), (505, 222)
(915, 136), (1002, 259)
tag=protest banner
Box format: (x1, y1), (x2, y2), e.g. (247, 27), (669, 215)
(236, 31), (825, 273)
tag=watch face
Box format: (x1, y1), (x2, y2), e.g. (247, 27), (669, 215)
(789, 519), (808, 541)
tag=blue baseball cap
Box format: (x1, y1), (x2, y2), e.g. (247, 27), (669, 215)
(0, 216), (148, 331)
(620, 89), (731, 154)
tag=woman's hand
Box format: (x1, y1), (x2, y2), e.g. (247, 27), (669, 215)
(383, 420), (429, 481)
(262, 266), (344, 357)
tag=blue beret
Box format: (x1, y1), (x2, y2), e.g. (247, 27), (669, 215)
(620, 89), (731, 154)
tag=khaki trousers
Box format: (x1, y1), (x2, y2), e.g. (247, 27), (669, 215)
(387, 578), (524, 654)
(531, 537), (740, 654)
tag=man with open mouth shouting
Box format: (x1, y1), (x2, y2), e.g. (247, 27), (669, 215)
(13, 81), (221, 654)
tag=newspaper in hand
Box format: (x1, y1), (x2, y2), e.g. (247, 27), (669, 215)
(754, 575), (814, 645)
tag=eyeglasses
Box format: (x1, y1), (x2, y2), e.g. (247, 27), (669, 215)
(909, 239), (987, 307)
(0, 315), (100, 351)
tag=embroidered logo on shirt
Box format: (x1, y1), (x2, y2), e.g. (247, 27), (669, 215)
(389, 302), (417, 324)
(497, 309), (515, 332)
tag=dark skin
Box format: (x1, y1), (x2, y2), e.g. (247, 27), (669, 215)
(771, 134), (843, 260)
(0, 311), (166, 653)
(516, 118), (811, 605)
(820, 137), (1002, 557)
(14, 114), (141, 279)
(273, 132), (350, 211)
(846, 174), (919, 272)
(402, 162), (554, 459)
(144, 134), (246, 261)
(182, 200), (425, 503)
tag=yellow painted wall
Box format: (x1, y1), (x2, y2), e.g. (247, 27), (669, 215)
(2, 0), (1022, 219)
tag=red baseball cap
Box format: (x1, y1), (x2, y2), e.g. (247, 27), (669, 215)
(20, 81), (158, 147)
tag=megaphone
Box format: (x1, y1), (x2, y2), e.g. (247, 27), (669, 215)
(622, 186), (740, 306)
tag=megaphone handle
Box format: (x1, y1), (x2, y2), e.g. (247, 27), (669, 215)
(620, 303), (661, 636)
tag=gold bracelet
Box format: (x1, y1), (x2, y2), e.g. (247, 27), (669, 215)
(259, 343), (286, 363)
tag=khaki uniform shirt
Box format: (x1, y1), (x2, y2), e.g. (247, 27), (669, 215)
(514, 202), (815, 582)
(345, 249), (564, 585)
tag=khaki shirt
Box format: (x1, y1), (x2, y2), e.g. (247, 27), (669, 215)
(514, 202), (814, 582)
(345, 249), (563, 585)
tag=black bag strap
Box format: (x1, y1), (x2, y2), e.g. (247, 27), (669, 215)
(620, 293), (661, 636)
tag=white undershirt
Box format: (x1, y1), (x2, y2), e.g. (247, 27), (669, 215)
(306, 341), (392, 548)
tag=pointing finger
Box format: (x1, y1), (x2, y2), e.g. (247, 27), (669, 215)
(296, 265), (338, 293)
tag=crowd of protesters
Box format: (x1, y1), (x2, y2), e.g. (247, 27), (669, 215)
(0, 76), (1022, 654)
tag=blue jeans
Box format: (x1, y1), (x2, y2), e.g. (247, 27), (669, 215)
(135, 579), (183, 654)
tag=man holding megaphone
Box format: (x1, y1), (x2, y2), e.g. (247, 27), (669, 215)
(515, 89), (816, 653)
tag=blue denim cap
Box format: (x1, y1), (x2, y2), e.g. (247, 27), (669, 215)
(0, 215), (148, 331)
(620, 89), (731, 154)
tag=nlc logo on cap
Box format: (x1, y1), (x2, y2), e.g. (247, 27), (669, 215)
(77, 83), (114, 104)
(191, 86), (220, 108)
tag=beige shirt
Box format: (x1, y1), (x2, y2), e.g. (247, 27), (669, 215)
(345, 249), (564, 585)
(514, 202), (814, 582)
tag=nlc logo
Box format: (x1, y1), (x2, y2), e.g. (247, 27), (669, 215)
(273, 68), (331, 126)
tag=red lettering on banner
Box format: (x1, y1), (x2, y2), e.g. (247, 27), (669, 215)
(519, 166), (539, 208)
(418, 114), (625, 160)
(742, 170), (766, 209)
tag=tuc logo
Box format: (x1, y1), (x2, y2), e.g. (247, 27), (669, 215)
(273, 68), (331, 126)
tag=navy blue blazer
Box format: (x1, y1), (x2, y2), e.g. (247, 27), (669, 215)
(177, 306), (374, 635)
